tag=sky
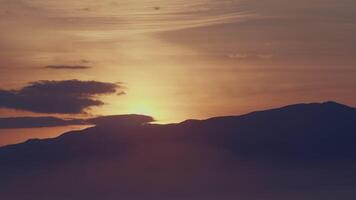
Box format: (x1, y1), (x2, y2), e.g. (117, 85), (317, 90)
(1, 0), (356, 145)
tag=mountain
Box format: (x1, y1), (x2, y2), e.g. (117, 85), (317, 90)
(0, 102), (356, 200)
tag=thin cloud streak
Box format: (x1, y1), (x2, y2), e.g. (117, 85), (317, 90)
(0, 117), (86, 129)
(45, 65), (91, 70)
(2, 0), (253, 33)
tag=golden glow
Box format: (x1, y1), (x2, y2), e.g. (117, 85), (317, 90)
(126, 100), (162, 119)
(1, 0), (356, 140)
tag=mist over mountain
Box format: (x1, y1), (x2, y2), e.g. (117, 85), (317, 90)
(1, 102), (356, 200)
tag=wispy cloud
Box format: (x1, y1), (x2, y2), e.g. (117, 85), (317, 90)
(45, 65), (91, 70)
(3, 0), (253, 32)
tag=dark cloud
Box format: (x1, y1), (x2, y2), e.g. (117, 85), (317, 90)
(80, 59), (90, 64)
(81, 8), (91, 12)
(0, 80), (123, 114)
(45, 65), (91, 70)
(88, 114), (154, 127)
(0, 117), (86, 129)
(0, 114), (152, 129)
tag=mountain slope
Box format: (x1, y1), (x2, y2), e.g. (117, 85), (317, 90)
(0, 102), (356, 200)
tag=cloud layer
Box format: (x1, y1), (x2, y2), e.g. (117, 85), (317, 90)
(88, 114), (154, 127)
(45, 65), (91, 70)
(0, 80), (122, 114)
(0, 114), (153, 129)
(0, 117), (86, 129)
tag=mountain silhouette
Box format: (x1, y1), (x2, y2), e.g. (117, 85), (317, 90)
(0, 102), (356, 200)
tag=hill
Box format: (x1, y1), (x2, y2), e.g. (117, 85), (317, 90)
(0, 102), (356, 200)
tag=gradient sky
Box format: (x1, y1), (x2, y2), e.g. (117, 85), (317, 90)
(1, 0), (356, 144)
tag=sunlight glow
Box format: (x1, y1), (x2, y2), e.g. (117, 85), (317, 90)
(126, 101), (162, 119)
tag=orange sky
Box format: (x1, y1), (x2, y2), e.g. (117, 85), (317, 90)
(1, 0), (356, 125)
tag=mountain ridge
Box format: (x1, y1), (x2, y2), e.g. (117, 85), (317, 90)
(0, 101), (356, 200)
(1, 101), (355, 154)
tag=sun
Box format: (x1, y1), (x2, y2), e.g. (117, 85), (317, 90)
(129, 104), (155, 116)
(126, 101), (162, 119)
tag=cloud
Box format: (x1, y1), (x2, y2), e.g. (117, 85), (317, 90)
(0, 114), (153, 129)
(45, 65), (91, 70)
(227, 53), (249, 59)
(88, 114), (154, 127)
(0, 117), (86, 129)
(80, 59), (90, 64)
(5, 0), (252, 32)
(227, 53), (274, 60)
(0, 80), (123, 114)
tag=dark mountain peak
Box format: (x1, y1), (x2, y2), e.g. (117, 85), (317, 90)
(282, 101), (352, 110)
(321, 101), (353, 109)
(259, 101), (354, 115)
(180, 119), (202, 125)
(199, 101), (355, 125)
